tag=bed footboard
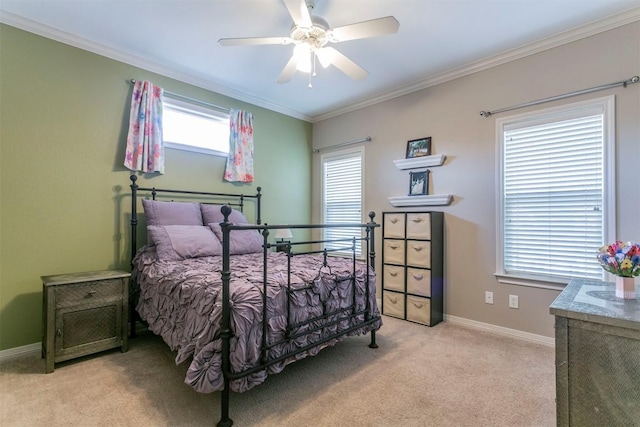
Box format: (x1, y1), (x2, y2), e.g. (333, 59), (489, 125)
(217, 206), (380, 427)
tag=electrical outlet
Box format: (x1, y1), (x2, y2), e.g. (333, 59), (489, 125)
(509, 294), (519, 309)
(485, 291), (494, 304)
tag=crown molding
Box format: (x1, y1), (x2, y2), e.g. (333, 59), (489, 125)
(0, 12), (313, 122)
(311, 7), (640, 122)
(2, 7), (637, 124)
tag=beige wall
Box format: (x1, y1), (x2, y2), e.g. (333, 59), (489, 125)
(312, 22), (640, 338)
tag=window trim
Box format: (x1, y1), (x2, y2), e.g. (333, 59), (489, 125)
(494, 95), (616, 290)
(320, 146), (366, 259)
(162, 96), (230, 157)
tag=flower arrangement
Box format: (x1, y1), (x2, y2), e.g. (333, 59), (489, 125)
(597, 241), (640, 277)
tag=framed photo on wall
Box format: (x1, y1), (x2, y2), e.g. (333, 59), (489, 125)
(406, 137), (432, 158)
(409, 170), (429, 196)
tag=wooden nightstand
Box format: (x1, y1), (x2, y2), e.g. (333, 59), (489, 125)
(42, 270), (130, 373)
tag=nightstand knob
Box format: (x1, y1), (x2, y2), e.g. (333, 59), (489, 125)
(86, 290), (97, 297)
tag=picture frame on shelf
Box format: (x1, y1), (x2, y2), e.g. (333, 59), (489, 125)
(406, 137), (432, 158)
(409, 170), (429, 196)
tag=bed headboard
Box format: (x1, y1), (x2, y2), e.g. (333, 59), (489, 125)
(129, 174), (262, 263)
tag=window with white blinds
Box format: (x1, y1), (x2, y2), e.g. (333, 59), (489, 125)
(321, 148), (364, 257)
(496, 96), (615, 287)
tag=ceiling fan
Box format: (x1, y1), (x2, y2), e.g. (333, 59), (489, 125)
(218, 0), (399, 87)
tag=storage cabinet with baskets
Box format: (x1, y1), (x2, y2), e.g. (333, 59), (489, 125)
(381, 211), (444, 326)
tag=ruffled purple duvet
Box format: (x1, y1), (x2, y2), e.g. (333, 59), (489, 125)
(133, 245), (381, 393)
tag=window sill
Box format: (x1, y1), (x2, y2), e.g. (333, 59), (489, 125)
(494, 273), (568, 291)
(165, 142), (228, 157)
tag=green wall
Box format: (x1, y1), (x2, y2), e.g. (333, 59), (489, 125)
(0, 25), (313, 351)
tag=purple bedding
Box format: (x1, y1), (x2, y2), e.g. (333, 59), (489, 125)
(133, 245), (381, 393)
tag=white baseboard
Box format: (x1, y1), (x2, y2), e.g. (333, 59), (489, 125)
(0, 342), (41, 363)
(0, 314), (554, 362)
(445, 314), (555, 348)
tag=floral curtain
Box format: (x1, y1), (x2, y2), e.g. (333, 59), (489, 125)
(124, 80), (164, 174)
(224, 109), (254, 183)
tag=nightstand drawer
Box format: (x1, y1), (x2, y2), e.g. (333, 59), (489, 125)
(406, 241), (430, 268)
(406, 295), (431, 326)
(406, 213), (431, 239)
(383, 291), (404, 319)
(55, 280), (123, 308)
(384, 213), (405, 238)
(407, 267), (431, 297)
(383, 239), (405, 264)
(383, 265), (405, 292)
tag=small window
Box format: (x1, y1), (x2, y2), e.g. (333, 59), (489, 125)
(162, 97), (229, 156)
(321, 147), (365, 257)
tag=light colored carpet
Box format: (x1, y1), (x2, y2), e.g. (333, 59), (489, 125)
(0, 316), (556, 426)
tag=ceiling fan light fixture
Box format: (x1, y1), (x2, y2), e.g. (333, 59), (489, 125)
(293, 43), (312, 72)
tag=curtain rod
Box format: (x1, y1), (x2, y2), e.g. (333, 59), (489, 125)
(129, 79), (231, 114)
(480, 75), (639, 118)
(312, 136), (372, 153)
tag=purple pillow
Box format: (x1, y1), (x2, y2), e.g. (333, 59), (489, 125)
(200, 204), (248, 225)
(209, 223), (264, 255)
(142, 199), (203, 226)
(147, 225), (222, 260)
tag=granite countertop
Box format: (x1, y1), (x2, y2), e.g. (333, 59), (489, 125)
(550, 278), (640, 330)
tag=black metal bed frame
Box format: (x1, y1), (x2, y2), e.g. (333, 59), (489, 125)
(128, 175), (380, 427)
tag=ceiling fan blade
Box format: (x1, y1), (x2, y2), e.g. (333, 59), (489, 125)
(324, 47), (368, 80)
(218, 36), (292, 46)
(330, 16), (400, 42)
(283, 0), (312, 27)
(277, 55), (298, 84)
(315, 47), (334, 68)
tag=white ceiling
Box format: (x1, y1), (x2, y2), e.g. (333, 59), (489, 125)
(1, 0), (638, 122)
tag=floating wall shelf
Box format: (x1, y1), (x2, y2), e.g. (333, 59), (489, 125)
(393, 154), (446, 170)
(388, 194), (453, 207)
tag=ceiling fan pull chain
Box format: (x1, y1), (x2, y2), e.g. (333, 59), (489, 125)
(312, 51), (317, 77)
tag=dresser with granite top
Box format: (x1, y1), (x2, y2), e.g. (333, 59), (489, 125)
(549, 278), (640, 426)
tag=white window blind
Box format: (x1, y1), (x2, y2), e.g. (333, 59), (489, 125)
(322, 149), (364, 257)
(502, 112), (606, 281)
